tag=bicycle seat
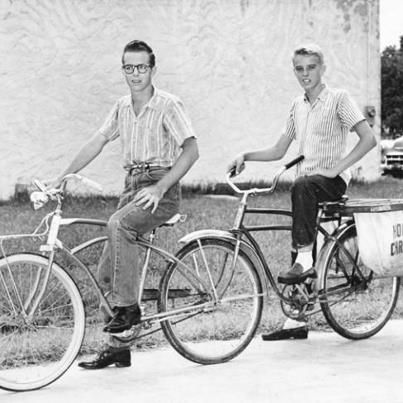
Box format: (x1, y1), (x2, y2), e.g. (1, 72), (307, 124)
(159, 213), (186, 227)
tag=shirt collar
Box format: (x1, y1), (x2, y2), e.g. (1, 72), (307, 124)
(303, 84), (328, 103)
(123, 86), (160, 111)
(146, 86), (160, 110)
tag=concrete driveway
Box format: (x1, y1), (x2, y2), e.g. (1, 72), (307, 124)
(2, 320), (403, 403)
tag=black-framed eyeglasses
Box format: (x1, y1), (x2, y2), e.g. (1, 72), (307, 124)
(122, 64), (151, 74)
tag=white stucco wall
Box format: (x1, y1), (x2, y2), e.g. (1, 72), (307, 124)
(0, 0), (380, 199)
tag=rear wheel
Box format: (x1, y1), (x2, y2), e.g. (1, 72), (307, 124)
(320, 224), (399, 339)
(0, 254), (85, 391)
(159, 239), (263, 364)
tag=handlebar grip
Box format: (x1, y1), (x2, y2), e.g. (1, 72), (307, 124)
(228, 167), (237, 178)
(284, 155), (304, 170)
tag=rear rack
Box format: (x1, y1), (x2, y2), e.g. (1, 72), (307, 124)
(320, 198), (403, 216)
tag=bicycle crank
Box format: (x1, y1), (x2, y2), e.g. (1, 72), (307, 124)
(280, 282), (315, 320)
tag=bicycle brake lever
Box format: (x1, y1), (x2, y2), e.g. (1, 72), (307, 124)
(33, 179), (48, 193)
(228, 167), (237, 178)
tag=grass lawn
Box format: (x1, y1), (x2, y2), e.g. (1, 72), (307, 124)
(1, 175), (403, 354)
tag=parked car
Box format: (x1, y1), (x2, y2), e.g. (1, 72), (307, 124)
(381, 136), (403, 176)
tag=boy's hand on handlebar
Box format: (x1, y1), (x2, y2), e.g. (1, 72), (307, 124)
(227, 155), (245, 177)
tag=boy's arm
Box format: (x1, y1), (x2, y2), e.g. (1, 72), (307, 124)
(133, 137), (199, 213)
(228, 133), (293, 175)
(48, 132), (109, 187)
(313, 120), (377, 178)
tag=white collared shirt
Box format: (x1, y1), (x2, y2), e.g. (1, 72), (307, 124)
(284, 86), (365, 184)
(98, 87), (196, 168)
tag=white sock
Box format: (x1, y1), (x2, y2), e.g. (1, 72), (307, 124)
(295, 250), (313, 272)
(283, 318), (307, 329)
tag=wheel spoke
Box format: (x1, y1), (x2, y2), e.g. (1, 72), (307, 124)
(160, 239), (263, 364)
(0, 254), (85, 392)
(320, 224), (399, 339)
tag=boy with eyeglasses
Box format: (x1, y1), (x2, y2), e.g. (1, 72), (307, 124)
(47, 40), (199, 368)
(227, 43), (376, 340)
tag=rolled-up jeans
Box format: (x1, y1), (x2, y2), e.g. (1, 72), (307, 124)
(97, 167), (180, 308)
(291, 174), (347, 250)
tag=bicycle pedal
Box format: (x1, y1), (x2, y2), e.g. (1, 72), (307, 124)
(117, 323), (142, 336)
(111, 324), (142, 342)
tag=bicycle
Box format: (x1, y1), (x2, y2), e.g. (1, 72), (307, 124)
(179, 156), (400, 342)
(1, 160), (400, 392)
(0, 173), (263, 392)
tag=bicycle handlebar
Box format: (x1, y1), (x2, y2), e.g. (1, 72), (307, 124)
(226, 155), (304, 195)
(31, 174), (103, 209)
(69, 175), (103, 192)
(284, 155), (304, 170)
(36, 174), (103, 194)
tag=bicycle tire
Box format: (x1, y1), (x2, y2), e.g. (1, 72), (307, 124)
(319, 223), (400, 340)
(159, 238), (263, 365)
(0, 253), (85, 392)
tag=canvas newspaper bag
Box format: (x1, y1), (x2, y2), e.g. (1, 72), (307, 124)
(352, 199), (403, 277)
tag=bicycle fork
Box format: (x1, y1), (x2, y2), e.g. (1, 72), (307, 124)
(0, 209), (57, 320)
(14, 210), (65, 320)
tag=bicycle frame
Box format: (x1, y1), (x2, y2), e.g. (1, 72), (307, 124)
(61, 219), (217, 323)
(1, 173), (228, 340)
(181, 160), (364, 311)
(0, 210), (224, 335)
(180, 202), (342, 305)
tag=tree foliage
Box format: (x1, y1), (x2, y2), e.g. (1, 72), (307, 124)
(381, 36), (403, 137)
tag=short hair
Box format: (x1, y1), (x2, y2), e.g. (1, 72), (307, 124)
(293, 43), (324, 65)
(122, 40), (156, 67)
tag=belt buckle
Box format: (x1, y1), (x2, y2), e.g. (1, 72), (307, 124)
(128, 162), (150, 173)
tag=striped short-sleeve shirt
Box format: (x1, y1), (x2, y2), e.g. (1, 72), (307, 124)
(98, 87), (196, 168)
(284, 86), (365, 184)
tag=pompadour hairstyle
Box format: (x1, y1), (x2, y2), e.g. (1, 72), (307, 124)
(293, 43), (324, 64)
(122, 40), (156, 67)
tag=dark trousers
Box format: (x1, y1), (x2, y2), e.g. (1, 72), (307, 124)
(291, 175), (347, 250)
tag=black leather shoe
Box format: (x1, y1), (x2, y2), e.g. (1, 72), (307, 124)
(103, 304), (142, 333)
(278, 263), (317, 285)
(78, 348), (131, 369)
(261, 326), (308, 341)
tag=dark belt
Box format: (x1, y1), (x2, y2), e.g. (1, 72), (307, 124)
(124, 162), (170, 175)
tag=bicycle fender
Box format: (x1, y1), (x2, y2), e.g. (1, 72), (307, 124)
(178, 229), (263, 268)
(179, 229), (239, 245)
(178, 229), (269, 293)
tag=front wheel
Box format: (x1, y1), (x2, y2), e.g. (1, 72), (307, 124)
(319, 224), (400, 340)
(0, 253), (85, 392)
(159, 238), (263, 365)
